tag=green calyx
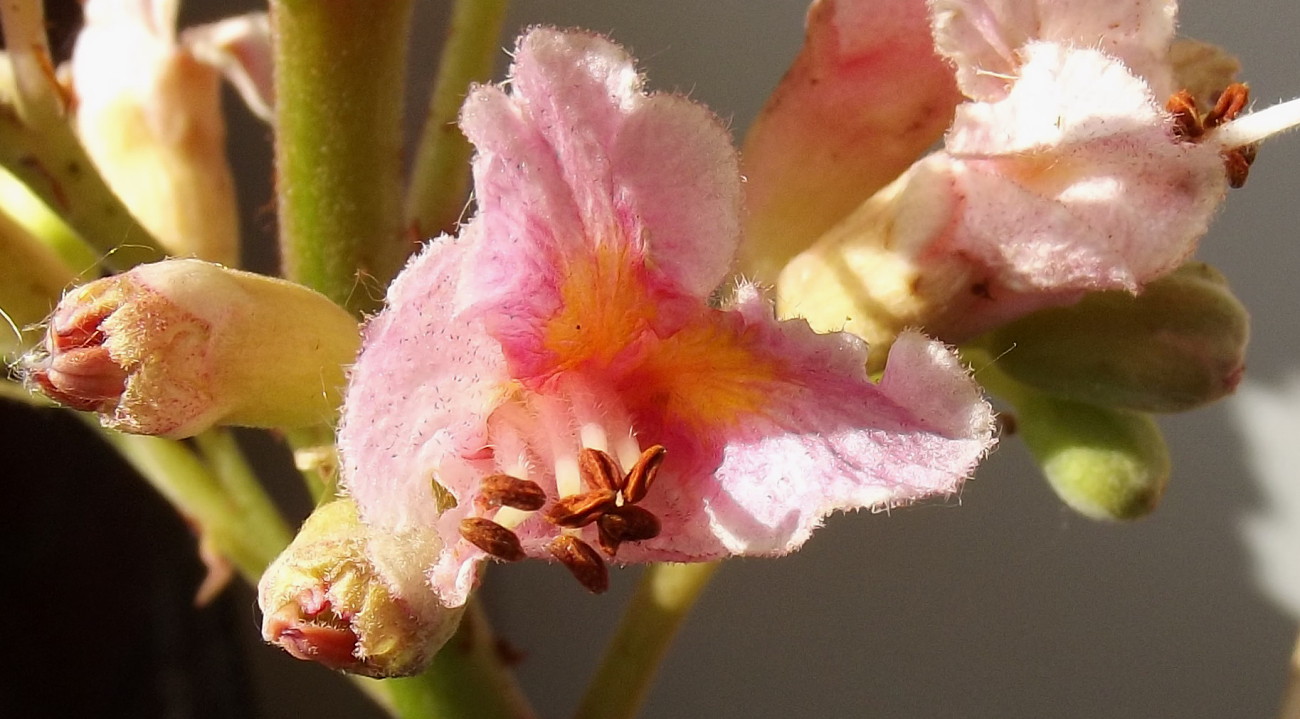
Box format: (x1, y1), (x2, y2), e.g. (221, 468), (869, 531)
(980, 262), (1249, 413)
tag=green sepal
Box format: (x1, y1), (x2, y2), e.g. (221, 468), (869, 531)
(980, 262), (1248, 413)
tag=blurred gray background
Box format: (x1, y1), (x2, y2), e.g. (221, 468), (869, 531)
(13, 1), (1300, 718)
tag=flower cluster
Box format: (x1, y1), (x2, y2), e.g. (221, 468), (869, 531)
(3, 0), (1298, 702)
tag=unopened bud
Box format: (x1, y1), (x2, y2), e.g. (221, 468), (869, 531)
(24, 259), (359, 437)
(1011, 385), (1170, 520)
(982, 263), (1248, 413)
(71, 1), (271, 264)
(258, 500), (462, 678)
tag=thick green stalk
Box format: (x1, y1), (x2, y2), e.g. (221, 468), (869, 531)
(270, 0), (415, 315)
(359, 601), (537, 719)
(405, 0), (509, 239)
(192, 430), (294, 561)
(575, 562), (720, 719)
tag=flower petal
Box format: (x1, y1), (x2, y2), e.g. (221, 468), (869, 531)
(945, 43), (1227, 291)
(931, 0), (1177, 100)
(458, 28), (741, 379)
(338, 227), (509, 532)
(740, 0), (962, 282)
(693, 290), (994, 556)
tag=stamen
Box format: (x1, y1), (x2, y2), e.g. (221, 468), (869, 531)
(490, 506), (532, 531)
(578, 448), (622, 492)
(458, 518), (526, 561)
(1204, 83), (1249, 129)
(1165, 90), (1203, 141)
(548, 535), (609, 594)
(544, 489), (617, 528)
(477, 474), (547, 511)
(1212, 96), (1300, 149)
(612, 430), (644, 475)
(622, 445), (667, 505)
(595, 505), (662, 557)
(554, 453), (582, 500)
(579, 421), (609, 454)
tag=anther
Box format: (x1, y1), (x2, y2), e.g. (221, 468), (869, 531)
(1204, 82), (1250, 129)
(1224, 144), (1257, 189)
(595, 505), (662, 557)
(477, 474), (547, 511)
(1165, 90), (1203, 141)
(622, 445), (666, 505)
(544, 489), (617, 528)
(548, 535), (609, 594)
(578, 448), (623, 492)
(459, 518), (526, 561)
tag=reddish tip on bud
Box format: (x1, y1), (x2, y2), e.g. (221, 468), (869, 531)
(258, 500), (462, 678)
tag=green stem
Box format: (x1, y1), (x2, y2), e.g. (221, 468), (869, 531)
(357, 600), (537, 719)
(575, 562), (720, 719)
(94, 427), (286, 581)
(404, 0), (509, 239)
(270, 0), (415, 315)
(191, 429), (293, 559)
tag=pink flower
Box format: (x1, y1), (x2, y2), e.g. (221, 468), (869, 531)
(338, 29), (995, 607)
(753, 0), (1290, 353)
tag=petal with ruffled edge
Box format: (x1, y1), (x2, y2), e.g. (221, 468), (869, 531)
(945, 43), (1227, 292)
(458, 29), (742, 380)
(930, 0), (1177, 100)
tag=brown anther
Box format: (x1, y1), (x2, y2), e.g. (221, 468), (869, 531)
(477, 474), (547, 511)
(601, 505), (662, 543)
(458, 518), (526, 561)
(622, 445), (667, 505)
(1165, 90), (1203, 141)
(548, 535), (609, 594)
(1204, 82), (1250, 129)
(578, 448), (623, 492)
(595, 505), (662, 557)
(1223, 143), (1258, 189)
(543, 489), (617, 528)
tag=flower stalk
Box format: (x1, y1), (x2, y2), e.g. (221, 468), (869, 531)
(360, 601), (537, 719)
(94, 426), (290, 581)
(405, 0), (509, 239)
(575, 562), (719, 719)
(269, 0), (415, 314)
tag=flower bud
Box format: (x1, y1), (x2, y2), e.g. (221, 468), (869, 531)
(70, 1), (271, 264)
(24, 259), (359, 437)
(258, 500), (462, 678)
(0, 209), (76, 357)
(981, 263), (1248, 413)
(1001, 380), (1171, 520)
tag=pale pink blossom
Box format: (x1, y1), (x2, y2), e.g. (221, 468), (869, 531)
(758, 0), (1291, 353)
(339, 29), (995, 607)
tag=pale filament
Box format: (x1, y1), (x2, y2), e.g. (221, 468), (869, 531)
(1213, 96), (1300, 149)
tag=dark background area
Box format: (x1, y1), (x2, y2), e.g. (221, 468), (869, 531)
(5, 1), (1300, 717)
